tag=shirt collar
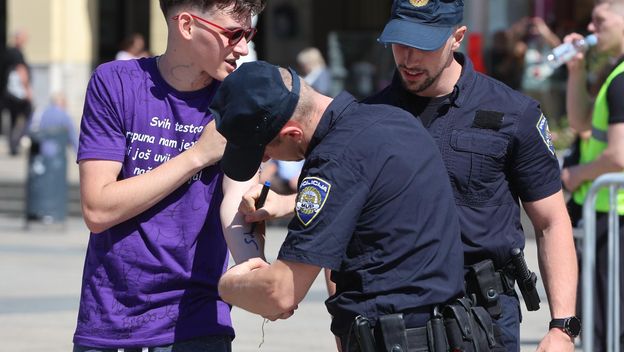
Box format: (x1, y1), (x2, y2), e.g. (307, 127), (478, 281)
(452, 52), (474, 108)
(305, 92), (356, 158)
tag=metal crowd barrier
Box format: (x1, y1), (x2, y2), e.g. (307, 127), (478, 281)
(582, 172), (624, 352)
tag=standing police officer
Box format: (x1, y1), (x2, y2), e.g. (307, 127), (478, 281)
(212, 61), (465, 351)
(364, 1), (579, 351)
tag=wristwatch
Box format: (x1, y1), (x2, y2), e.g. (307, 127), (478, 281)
(549, 316), (581, 338)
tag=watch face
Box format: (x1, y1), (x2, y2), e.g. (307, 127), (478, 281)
(566, 317), (582, 337)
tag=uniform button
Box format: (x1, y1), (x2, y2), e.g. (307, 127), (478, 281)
(487, 289), (497, 299)
(391, 344), (403, 352)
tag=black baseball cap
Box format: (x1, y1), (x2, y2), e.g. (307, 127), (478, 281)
(209, 61), (301, 181)
(378, 0), (464, 51)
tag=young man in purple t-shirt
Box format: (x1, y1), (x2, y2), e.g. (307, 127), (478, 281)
(73, 1), (266, 351)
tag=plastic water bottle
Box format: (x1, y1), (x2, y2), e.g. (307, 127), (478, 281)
(546, 34), (598, 69)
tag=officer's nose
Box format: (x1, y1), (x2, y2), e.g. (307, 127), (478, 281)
(404, 47), (424, 64)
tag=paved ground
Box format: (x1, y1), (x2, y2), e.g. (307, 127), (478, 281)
(0, 215), (582, 352)
(0, 138), (581, 351)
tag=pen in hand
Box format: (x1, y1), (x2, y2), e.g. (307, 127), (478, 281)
(249, 180), (271, 234)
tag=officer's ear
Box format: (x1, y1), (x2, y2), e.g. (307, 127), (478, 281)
(451, 26), (467, 51)
(279, 121), (304, 142)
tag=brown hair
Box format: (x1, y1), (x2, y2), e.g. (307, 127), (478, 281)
(159, 0), (266, 19)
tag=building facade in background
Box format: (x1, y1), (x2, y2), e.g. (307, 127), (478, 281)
(1, 0), (594, 127)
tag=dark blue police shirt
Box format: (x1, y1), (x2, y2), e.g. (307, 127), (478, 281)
(277, 92), (464, 336)
(365, 53), (562, 269)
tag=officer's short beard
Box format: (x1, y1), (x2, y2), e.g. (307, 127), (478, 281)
(411, 68), (444, 94)
(400, 48), (454, 95)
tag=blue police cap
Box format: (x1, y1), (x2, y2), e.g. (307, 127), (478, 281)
(378, 0), (464, 51)
(210, 61), (300, 181)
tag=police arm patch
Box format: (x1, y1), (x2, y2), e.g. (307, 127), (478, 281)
(296, 177), (332, 226)
(536, 113), (555, 155)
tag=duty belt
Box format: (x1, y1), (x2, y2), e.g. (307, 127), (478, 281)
(342, 314), (435, 352)
(342, 300), (505, 352)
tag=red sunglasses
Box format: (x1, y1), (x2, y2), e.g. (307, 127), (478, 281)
(172, 14), (257, 46)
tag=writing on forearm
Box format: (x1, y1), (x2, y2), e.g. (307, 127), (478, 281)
(244, 232), (259, 250)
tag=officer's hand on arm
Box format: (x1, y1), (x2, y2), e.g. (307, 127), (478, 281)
(239, 184), (297, 222)
(220, 258), (270, 287)
(228, 257), (270, 273)
(262, 305), (298, 321)
(219, 258), (320, 318)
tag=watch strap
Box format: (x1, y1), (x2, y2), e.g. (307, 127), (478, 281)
(549, 318), (566, 330)
(549, 316), (581, 337)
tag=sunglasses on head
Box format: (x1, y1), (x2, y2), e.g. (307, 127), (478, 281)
(172, 14), (257, 46)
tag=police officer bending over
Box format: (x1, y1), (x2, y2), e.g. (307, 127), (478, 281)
(365, 0), (579, 351)
(212, 61), (476, 351)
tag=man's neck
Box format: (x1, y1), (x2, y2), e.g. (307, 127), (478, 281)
(157, 52), (213, 92)
(300, 95), (333, 156)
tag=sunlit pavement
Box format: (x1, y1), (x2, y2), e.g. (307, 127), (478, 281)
(0, 215), (582, 352)
(0, 134), (580, 351)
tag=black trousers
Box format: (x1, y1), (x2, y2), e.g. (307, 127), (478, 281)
(4, 95), (31, 155)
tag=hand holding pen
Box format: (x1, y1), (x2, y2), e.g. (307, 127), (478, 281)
(248, 180), (271, 234)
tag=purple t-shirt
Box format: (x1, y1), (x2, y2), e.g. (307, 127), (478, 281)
(74, 57), (232, 348)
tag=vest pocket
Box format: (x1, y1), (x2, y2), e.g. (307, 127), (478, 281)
(449, 130), (509, 201)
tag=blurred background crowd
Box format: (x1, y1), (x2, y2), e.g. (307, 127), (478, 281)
(0, 0), (602, 219)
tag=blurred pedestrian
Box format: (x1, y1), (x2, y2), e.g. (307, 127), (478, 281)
(562, 1), (624, 350)
(296, 47), (332, 95)
(25, 93), (78, 224)
(487, 28), (523, 90)
(115, 33), (149, 60)
(29, 92), (78, 151)
(72, 1), (266, 351)
(519, 17), (564, 121)
(2, 30), (32, 156)
(259, 159), (303, 194)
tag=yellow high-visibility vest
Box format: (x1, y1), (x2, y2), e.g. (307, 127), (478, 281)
(573, 61), (624, 213)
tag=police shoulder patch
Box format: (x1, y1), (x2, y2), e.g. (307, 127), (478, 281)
(296, 177), (331, 226)
(536, 113), (555, 155)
